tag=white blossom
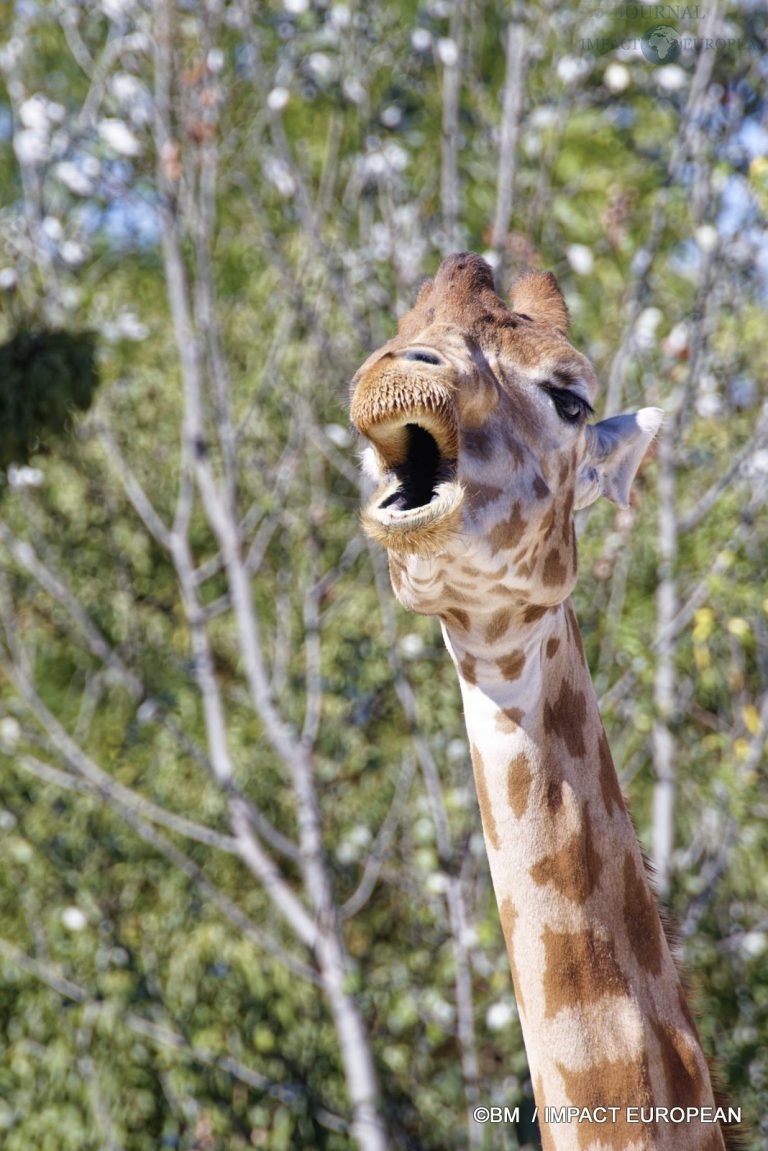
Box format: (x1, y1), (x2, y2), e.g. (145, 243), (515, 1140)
(336, 824), (372, 864)
(42, 216), (63, 241)
(59, 240), (89, 266)
(383, 141), (408, 172)
(694, 224), (718, 253)
(342, 77), (366, 105)
(486, 1000), (516, 1031)
(656, 65), (688, 92)
(604, 62), (630, 92)
(399, 633), (425, 659)
(422, 990), (454, 1026)
(436, 38), (458, 67)
(306, 53), (335, 83)
(557, 56), (590, 85)
(14, 128), (48, 165)
(8, 466), (44, 489)
(98, 117), (141, 157)
(103, 312), (150, 342)
(116, 312), (149, 341)
(267, 86), (290, 112)
(741, 931), (767, 958)
(529, 107), (559, 130)
(263, 155), (296, 198)
(635, 306), (663, 349)
(101, 0), (136, 19)
(695, 374), (721, 419)
(19, 94), (50, 131)
(62, 906), (88, 931)
(54, 160), (94, 196)
(329, 4), (351, 29)
(664, 321), (689, 357)
(425, 872), (449, 895)
(566, 243), (594, 276)
(411, 28), (432, 52)
(446, 738), (468, 762)
(206, 48), (225, 74)
(0, 37), (24, 71)
(110, 73), (153, 126)
(0, 717), (21, 752)
(324, 423), (352, 448)
(0, 267), (18, 290)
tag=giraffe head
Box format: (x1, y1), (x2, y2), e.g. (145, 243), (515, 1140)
(350, 253), (662, 612)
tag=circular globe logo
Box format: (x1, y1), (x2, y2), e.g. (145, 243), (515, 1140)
(641, 25), (682, 64)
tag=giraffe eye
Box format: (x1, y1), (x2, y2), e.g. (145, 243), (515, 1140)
(544, 385), (593, 424)
(402, 348), (443, 366)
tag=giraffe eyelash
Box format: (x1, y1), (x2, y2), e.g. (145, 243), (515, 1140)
(542, 384), (594, 424)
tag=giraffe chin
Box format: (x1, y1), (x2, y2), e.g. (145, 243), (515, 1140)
(361, 479), (465, 558)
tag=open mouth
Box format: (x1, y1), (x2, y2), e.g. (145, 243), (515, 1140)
(361, 417), (464, 557)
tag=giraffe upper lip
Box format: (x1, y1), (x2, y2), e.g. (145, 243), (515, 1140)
(349, 363), (459, 465)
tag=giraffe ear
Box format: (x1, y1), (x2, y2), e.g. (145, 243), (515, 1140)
(575, 408), (663, 510)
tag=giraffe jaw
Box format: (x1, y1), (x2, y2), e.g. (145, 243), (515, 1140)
(360, 419), (464, 557)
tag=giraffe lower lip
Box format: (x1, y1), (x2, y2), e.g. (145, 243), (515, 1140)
(362, 477), (464, 555)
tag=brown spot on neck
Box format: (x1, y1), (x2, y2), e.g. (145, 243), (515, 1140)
(485, 606), (513, 645)
(597, 728), (625, 817)
(542, 546), (569, 587)
(651, 1017), (706, 1109)
(564, 600), (588, 667)
(471, 743), (500, 852)
(522, 602), (549, 624)
(496, 706), (524, 733)
(530, 803), (603, 903)
(507, 751), (533, 819)
(555, 1056), (653, 1148)
(543, 677), (588, 758)
(489, 502), (528, 552)
(443, 607), (471, 632)
(541, 925), (630, 1019)
(622, 852), (665, 976)
(497, 649), (526, 681)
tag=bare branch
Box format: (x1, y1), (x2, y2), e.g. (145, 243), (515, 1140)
(17, 753), (238, 855)
(342, 754), (417, 919)
(439, 3), (465, 256)
(491, 16), (526, 274)
(0, 520), (142, 698)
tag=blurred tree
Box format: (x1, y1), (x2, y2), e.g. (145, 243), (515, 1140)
(0, 2), (765, 1150)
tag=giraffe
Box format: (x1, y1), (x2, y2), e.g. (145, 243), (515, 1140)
(349, 253), (731, 1151)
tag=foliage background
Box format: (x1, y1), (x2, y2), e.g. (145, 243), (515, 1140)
(0, 1), (766, 1149)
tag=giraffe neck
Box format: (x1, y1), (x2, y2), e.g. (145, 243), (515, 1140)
(442, 600), (725, 1151)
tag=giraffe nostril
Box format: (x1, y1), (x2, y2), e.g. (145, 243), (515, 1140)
(402, 348), (443, 366)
